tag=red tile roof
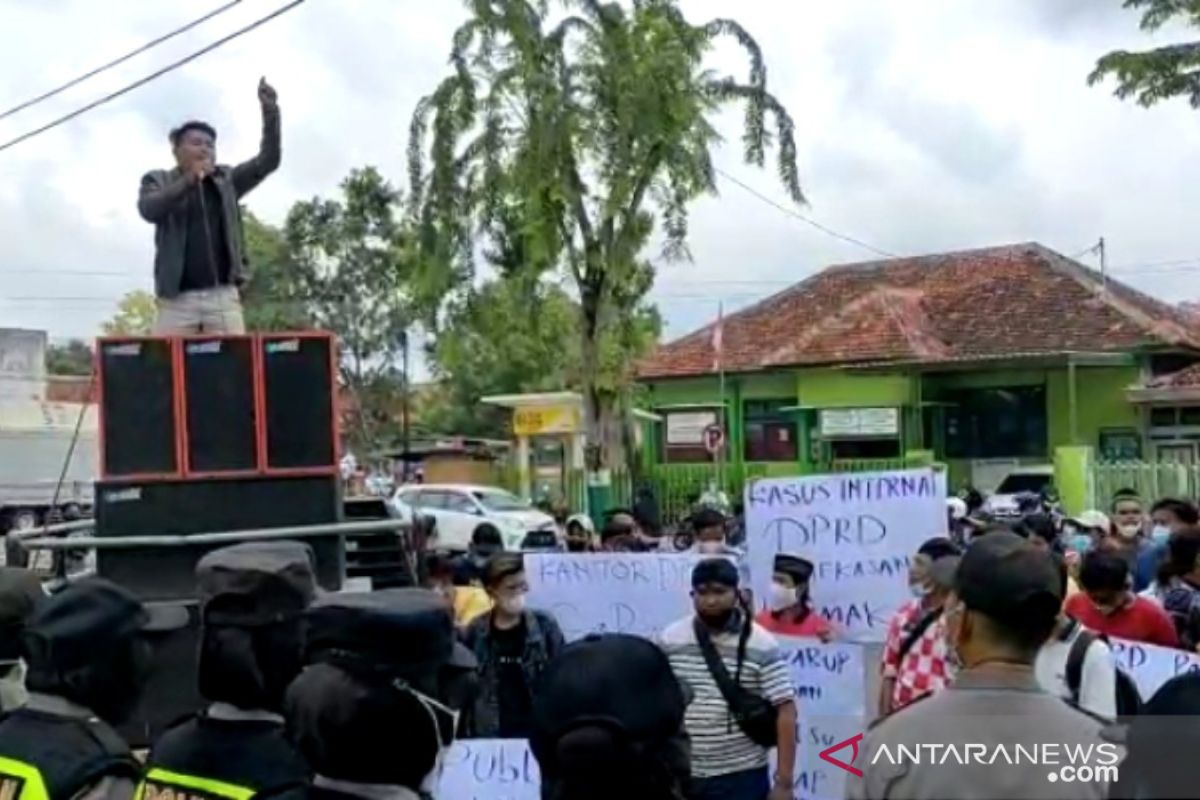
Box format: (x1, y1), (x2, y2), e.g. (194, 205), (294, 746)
(1147, 363), (1200, 389)
(638, 243), (1200, 379)
(45, 375), (96, 403)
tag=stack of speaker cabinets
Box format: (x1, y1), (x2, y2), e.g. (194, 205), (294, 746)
(93, 332), (343, 744)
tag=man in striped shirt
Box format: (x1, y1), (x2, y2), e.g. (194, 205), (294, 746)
(659, 559), (796, 800)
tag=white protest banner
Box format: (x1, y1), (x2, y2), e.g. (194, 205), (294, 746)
(526, 552), (709, 641)
(746, 469), (945, 642)
(1109, 637), (1200, 700)
(776, 639), (867, 800)
(436, 739), (540, 800)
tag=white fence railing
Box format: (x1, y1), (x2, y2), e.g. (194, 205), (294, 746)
(1090, 460), (1200, 508)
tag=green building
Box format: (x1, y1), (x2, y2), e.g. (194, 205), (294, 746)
(637, 243), (1200, 512)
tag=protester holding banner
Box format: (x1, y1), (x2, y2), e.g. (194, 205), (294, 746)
(878, 538), (960, 716)
(462, 553), (565, 738)
(755, 553), (835, 641)
(530, 634), (691, 800)
(848, 532), (1116, 800)
(659, 559), (796, 800)
(1065, 550), (1179, 647)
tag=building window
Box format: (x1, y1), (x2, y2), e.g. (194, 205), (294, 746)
(744, 400), (798, 462)
(942, 386), (1047, 459)
(660, 408), (724, 463)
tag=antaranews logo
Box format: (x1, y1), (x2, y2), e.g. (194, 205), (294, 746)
(818, 734), (1120, 785)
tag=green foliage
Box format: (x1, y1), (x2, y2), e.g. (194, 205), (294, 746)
(282, 167), (418, 451)
(1090, 0), (1200, 107)
(45, 339), (92, 376)
(241, 211), (309, 332)
(410, 0), (801, 466)
(102, 290), (157, 336)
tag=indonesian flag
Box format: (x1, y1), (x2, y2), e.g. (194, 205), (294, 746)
(711, 302), (724, 373)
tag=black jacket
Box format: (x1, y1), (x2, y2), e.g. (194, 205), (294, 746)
(138, 105), (281, 299)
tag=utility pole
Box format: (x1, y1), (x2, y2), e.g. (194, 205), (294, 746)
(400, 329), (411, 481)
(1098, 236), (1107, 296)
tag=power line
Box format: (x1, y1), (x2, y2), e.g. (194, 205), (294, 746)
(0, 1), (243, 122)
(0, 0), (306, 155)
(713, 166), (898, 258)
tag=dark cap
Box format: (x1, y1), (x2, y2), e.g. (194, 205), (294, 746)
(773, 554), (813, 584)
(304, 588), (476, 677)
(0, 568), (44, 628)
(286, 662), (440, 785)
(197, 540), (317, 626)
(691, 558), (738, 589)
(23, 578), (178, 671)
(531, 634), (688, 781)
(955, 531), (1061, 623)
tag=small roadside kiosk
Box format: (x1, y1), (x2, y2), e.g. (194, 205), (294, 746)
(480, 391), (660, 516)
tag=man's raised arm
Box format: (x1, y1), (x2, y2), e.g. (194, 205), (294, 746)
(230, 77), (281, 198)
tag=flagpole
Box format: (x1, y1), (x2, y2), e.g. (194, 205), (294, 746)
(717, 301), (726, 494)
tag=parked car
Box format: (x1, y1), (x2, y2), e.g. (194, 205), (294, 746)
(391, 484), (557, 552)
(982, 466), (1055, 518)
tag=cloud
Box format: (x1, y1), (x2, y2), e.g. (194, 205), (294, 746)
(0, 0), (1197, 350)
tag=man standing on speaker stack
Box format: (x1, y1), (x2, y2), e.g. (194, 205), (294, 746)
(138, 78), (281, 335)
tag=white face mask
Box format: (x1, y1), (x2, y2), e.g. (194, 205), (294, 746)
(767, 581), (798, 612)
(698, 541), (725, 554)
(1117, 523), (1142, 540)
(909, 583), (929, 599)
(500, 592), (527, 616)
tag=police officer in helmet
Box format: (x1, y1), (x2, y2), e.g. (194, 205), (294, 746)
(141, 542), (319, 800)
(285, 588), (477, 800)
(0, 577), (176, 800)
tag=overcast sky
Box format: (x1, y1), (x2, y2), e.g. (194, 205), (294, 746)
(1, 0), (1198, 351)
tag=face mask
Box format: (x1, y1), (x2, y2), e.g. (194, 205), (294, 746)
(767, 581), (797, 612)
(909, 583), (929, 599)
(698, 541), (725, 555)
(500, 592), (527, 616)
(566, 540), (589, 553)
(1152, 525), (1172, 545)
(1068, 534), (1093, 554)
(1117, 524), (1141, 540)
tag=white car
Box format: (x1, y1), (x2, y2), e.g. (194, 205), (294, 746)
(982, 466), (1055, 518)
(391, 484), (557, 552)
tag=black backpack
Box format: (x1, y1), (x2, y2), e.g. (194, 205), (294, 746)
(1065, 628), (1143, 718)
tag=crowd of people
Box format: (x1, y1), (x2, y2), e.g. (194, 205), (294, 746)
(3, 485), (1200, 799)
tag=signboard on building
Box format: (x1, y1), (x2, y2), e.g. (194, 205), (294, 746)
(512, 404), (580, 436)
(665, 410), (717, 445)
(818, 407), (898, 438)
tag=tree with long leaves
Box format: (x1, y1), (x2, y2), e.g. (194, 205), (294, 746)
(409, 0), (803, 480)
(1090, 0), (1200, 107)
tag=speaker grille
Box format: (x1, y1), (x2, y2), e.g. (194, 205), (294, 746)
(182, 337), (258, 473)
(261, 335), (337, 470)
(99, 339), (178, 478)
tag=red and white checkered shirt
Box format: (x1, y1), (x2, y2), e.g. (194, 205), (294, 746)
(881, 598), (954, 710)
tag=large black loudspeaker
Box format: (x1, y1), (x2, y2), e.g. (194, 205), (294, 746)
(97, 338), (180, 479)
(94, 475), (344, 600)
(97, 332), (340, 479)
(181, 336), (258, 475)
(260, 333), (338, 472)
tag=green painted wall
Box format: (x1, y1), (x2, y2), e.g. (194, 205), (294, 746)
(796, 370), (914, 408)
(1047, 366), (1141, 450)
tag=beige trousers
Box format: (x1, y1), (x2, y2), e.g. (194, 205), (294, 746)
(154, 286), (245, 335)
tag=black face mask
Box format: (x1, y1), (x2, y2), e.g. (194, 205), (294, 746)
(698, 607), (736, 630)
(567, 540), (589, 553)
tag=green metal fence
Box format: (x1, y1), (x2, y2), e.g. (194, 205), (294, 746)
(1090, 460), (1200, 507)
